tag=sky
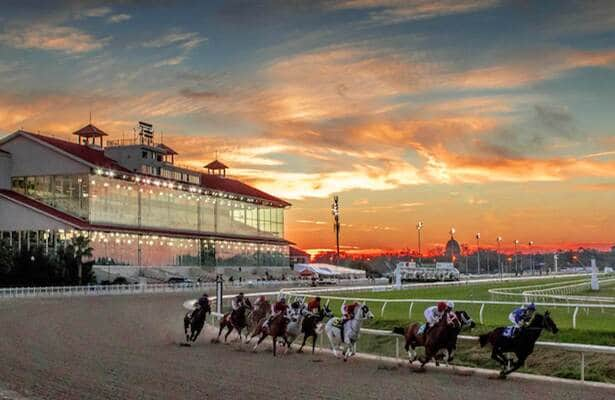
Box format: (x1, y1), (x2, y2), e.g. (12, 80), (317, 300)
(1, 0), (615, 254)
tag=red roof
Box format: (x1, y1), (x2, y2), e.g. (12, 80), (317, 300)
(205, 160), (228, 170)
(0, 189), (292, 245)
(11, 131), (289, 207)
(73, 124), (108, 137)
(290, 246), (310, 258)
(0, 189), (88, 228)
(22, 131), (130, 172)
(200, 173), (290, 207)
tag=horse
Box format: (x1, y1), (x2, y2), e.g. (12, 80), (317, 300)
(215, 302), (250, 344)
(325, 303), (374, 361)
(411, 311), (462, 369)
(245, 299), (271, 344)
(479, 311), (558, 378)
(394, 310), (475, 365)
(284, 303), (311, 350)
(298, 305), (334, 354)
(252, 311), (291, 357)
(183, 303), (211, 344)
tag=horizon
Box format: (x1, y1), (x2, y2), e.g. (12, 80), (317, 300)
(1, 1), (615, 254)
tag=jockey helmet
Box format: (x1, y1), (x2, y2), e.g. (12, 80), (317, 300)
(446, 301), (455, 310)
(201, 293), (208, 298)
(526, 303), (536, 311)
(279, 297), (286, 304)
(437, 301), (447, 312)
(315, 296), (321, 302)
(291, 301), (301, 309)
(259, 295), (266, 302)
(238, 292), (244, 297)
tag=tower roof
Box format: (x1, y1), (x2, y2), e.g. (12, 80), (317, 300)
(204, 159), (228, 170)
(72, 123), (108, 138)
(157, 143), (178, 155)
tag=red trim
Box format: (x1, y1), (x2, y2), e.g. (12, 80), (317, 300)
(0, 189), (291, 245)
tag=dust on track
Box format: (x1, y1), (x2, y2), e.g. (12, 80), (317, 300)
(0, 294), (612, 400)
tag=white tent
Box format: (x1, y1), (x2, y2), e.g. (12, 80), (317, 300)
(293, 263), (366, 278)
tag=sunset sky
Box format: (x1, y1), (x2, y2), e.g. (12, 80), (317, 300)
(1, 1), (615, 254)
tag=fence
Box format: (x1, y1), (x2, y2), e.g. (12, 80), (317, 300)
(203, 291), (615, 384)
(0, 278), (387, 299)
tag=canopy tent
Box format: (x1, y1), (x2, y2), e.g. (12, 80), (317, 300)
(293, 263), (366, 278)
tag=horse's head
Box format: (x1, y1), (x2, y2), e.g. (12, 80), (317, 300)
(358, 304), (374, 320)
(323, 305), (334, 318)
(543, 311), (559, 334)
(456, 310), (476, 330)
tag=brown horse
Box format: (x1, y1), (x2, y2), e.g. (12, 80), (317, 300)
(215, 303), (250, 344)
(245, 299), (271, 344)
(394, 310), (475, 364)
(479, 312), (558, 378)
(252, 313), (290, 357)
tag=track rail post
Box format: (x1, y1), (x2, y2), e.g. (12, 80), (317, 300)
(381, 302), (387, 317)
(408, 302), (414, 320)
(479, 303), (485, 324)
(573, 306), (579, 329)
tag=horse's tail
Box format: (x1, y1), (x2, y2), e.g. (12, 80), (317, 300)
(392, 326), (405, 336)
(479, 332), (491, 347)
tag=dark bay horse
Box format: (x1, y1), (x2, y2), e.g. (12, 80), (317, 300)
(216, 303), (250, 344)
(394, 310), (475, 365)
(298, 305), (334, 354)
(252, 313), (290, 357)
(479, 311), (558, 377)
(183, 304), (211, 344)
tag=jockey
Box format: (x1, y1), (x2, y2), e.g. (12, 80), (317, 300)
(254, 295), (268, 309)
(508, 303), (536, 335)
(231, 292), (246, 311)
(340, 302), (359, 342)
(420, 301), (448, 335)
(196, 293), (210, 309)
(307, 297), (322, 314)
(263, 297), (289, 330)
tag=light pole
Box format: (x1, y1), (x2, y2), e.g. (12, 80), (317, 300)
(475, 232), (481, 275)
(514, 240), (519, 276)
(496, 236), (503, 280)
(416, 221), (424, 267)
(331, 196), (340, 264)
(528, 241), (534, 275)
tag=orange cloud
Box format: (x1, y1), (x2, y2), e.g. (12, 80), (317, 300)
(0, 24), (107, 54)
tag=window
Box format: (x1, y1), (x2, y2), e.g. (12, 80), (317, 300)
(142, 151), (148, 159)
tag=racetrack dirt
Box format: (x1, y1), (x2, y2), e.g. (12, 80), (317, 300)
(0, 294), (613, 400)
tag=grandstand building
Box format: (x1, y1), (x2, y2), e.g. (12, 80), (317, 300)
(0, 123), (291, 273)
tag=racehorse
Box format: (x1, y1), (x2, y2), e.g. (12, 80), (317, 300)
(284, 303), (310, 349)
(252, 312), (291, 357)
(183, 303), (211, 344)
(413, 311), (462, 369)
(215, 303), (250, 344)
(394, 310), (475, 365)
(298, 305), (334, 354)
(479, 311), (558, 377)
(245, 299), (271, 344)
(325, 303), (374, 361)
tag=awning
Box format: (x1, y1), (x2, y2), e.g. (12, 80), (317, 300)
(293, 263), (366, 277)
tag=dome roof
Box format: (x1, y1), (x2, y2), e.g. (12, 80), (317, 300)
(445, 238), (461, 257)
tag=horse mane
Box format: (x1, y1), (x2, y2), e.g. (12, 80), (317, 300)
(529, 313), (544, 327)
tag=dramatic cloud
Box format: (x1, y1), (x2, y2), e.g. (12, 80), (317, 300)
(108, 14), (131, 23)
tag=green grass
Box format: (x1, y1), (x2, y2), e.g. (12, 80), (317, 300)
(291, 277), (615, 383)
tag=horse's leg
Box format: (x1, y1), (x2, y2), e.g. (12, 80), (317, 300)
(311, 334), (317, 354)
(184, 317), (190, 342)
(192, 326), (203, 342)
(224, 325), (234, 343)
(253, 333), (266, 352)
(273, 335), (277, 357)
(298, 334), (308, 353)
(216, 320), (225, 342)
(326, 329), (338, 358)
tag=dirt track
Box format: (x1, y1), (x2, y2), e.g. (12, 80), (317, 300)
(0, 294), (613, 400)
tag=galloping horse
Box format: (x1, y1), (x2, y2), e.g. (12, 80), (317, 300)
(216, 302), (250, 344)
(252, 312), (291, 357)
(285, 303), (310, 349)
(479, 311), (558, 377)
(183, 303), (211, 344)
(325, 303), (374, 361)
(245, 299), (271, 344)
(298, 305), (334, 354)
(394, 310), (475, 365)
(414, 311), (462, 369)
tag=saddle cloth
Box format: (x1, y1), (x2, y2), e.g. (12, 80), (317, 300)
(502, 327), (516, 338)
(417, 324), (427, 335)
(332, 318), (343, 329)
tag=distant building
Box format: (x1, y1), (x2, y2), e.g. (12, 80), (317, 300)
(0, 123), (291, 273)
(289, 246), (310, 266)
(444, 229), (461, 261)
